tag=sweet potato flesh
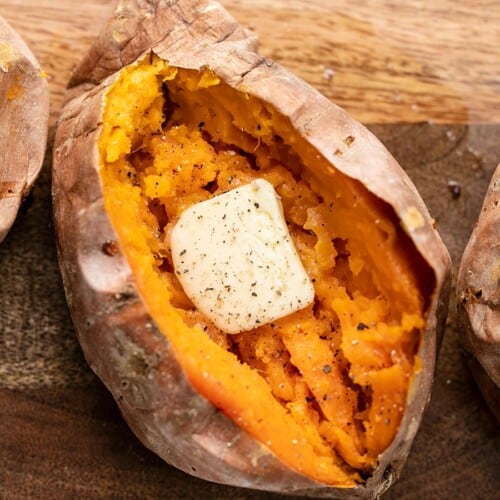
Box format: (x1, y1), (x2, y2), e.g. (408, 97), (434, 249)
(99, 55), (429, 485)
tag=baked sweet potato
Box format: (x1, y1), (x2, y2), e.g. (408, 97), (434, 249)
(52, 0), (451, 497)
(0, 15), (49, 243)
(457, 164), (499, 420)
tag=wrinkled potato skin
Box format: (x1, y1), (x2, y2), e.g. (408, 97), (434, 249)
(52, 0), (451, 497)
(457, 164), (500, 419)
(0, 16), (49, 242)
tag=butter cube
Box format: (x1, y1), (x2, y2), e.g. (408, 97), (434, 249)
(171, 179), (315, 334)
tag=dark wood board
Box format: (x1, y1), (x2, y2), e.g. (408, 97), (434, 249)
(0, 0), (499, 498)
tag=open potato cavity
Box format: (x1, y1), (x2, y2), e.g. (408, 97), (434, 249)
(98, 53), (431, 486)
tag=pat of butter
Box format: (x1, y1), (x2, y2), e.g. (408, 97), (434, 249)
(171, 179), (315, 334)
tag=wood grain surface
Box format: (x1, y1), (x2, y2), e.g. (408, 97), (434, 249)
(0, 0), (499, 126)
(0, 1), (499, 499)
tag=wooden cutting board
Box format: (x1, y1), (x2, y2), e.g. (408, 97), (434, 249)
(0, 1), (499, 499)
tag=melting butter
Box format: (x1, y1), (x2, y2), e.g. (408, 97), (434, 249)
(171, 179), (315, 333)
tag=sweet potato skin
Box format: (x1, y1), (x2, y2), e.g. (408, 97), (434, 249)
(0, 16), (49, 242)
(457, 164), (499, 419)
(52, 0), (451, 497)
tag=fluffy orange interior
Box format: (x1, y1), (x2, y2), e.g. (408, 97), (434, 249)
(98, 54), (431, 486)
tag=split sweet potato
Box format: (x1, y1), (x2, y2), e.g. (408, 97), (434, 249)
(0, 15), (49, 242)
(52, 0), (451, 497)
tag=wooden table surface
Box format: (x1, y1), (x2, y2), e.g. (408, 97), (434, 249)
(0, 1), (499, 499)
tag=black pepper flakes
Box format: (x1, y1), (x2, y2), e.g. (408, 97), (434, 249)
(357, 322), (369, 331)
(102, 240), (119, 257)
(343, 135), (355, 146)
(322, 364), (332, 374)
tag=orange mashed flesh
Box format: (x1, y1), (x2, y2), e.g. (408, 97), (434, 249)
(99, 54), (430, 486)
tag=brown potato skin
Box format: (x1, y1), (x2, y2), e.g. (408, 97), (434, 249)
(52, 0), (452, 497)
(457, 164), (499, 419)
(0, 16), (49, 243)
